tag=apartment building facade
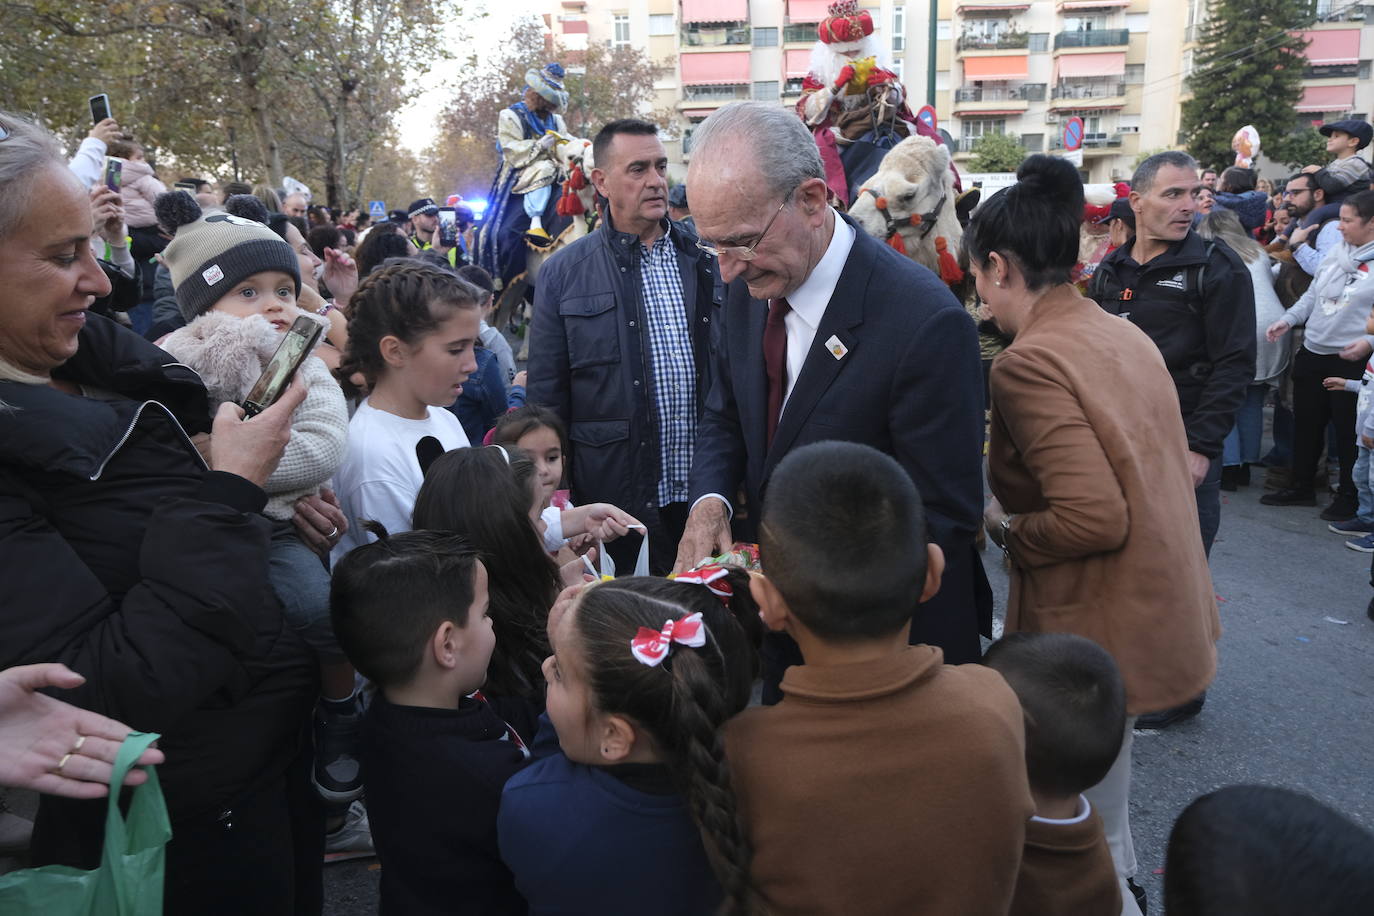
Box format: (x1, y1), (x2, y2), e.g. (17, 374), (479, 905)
(547, 0), (1374, 183)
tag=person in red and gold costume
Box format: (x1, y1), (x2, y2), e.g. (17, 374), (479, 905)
(798, 0), (955, 207)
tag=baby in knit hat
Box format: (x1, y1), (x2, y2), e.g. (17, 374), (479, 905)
(158, 212), (364, 805)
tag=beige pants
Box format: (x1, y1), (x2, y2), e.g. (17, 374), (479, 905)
(1084, 716), (1144, 916)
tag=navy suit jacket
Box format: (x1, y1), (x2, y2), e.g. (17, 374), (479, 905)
(689, 215), (992, 661)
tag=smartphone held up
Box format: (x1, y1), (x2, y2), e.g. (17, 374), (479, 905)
(242, 316), (324, 418)
(89, 93), (112, 125)
(437, 206), (459, 248)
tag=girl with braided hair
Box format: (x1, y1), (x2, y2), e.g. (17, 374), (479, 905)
(498, 573), (762, 914)
(330, 260), (481, 563)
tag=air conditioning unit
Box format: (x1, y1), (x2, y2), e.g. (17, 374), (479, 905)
(1044, 111), (1061, 123)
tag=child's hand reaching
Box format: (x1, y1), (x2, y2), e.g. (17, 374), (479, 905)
(1324, 376), (1348, 391)
(558, 503), (644, 543)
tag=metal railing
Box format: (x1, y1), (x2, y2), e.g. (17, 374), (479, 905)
(681, 26), (750, 46)
(954, 83), (1047, 102)
(956, 31), (1030, 50)
(682, 84), (752, 101)
(783, 24), (816, 42)
(1049, 132), (1125, 149)
(1304, 63), (1360, 78)
(1051, 81), (1126, 100)
(1022, 133), (1045, 151)
(1053, 28), (1130, 48)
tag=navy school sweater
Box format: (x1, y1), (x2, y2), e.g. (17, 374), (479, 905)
(359, 693), (532, 915)
(498, 752), (723, 915)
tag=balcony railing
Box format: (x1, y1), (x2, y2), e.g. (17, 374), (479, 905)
(682, 84), (752, 102)
(1053, 28), (1130, 49)
(1305, 63), (1360, 78)
(681, 25), (750, 46)
(1049, 132), (1126, 149)
(957, 31), (1030, 50)
(1051, 81), (1126, 100)
(954, 83), (1047, 102)
(783, 24), (816, 42)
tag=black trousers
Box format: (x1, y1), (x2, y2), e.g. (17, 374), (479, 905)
(1292, 348), (1363, 499)
(604, 500), (688, 577)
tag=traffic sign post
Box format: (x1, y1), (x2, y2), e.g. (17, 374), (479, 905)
(916, 105), (938, 132)
(1061, 117), (1085, 168)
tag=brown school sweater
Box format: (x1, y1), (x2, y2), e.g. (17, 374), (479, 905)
(724, 645), (1034, 916)
(1010, 801), (1121, 916)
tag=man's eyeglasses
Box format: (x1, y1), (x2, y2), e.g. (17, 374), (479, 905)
(696, 198), (788, 261)
(1283, 188), (1311, 197)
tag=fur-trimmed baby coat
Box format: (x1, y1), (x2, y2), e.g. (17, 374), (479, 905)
(160, 311), (348, 520)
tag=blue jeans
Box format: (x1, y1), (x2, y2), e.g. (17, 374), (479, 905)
(1354, 446), (1374, 526)
(1196, 455), (1222, 557)
(1223, 384), (1269, 467)
(268, 520), (343, 662)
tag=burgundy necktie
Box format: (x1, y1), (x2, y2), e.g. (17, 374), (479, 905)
(764, 298), (791, 448)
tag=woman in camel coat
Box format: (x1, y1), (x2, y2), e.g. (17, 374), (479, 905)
(967, 155), (1219, 916)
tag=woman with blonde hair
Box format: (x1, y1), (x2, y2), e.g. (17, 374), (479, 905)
(1197, 208), (1291, 489)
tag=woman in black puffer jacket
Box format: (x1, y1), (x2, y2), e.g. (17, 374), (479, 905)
(0, 110), (324, 916)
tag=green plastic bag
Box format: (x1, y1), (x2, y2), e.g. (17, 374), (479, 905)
(0, 731), (171, 914)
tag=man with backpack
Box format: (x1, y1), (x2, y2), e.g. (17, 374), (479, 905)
(1089, 151), (1256, 728)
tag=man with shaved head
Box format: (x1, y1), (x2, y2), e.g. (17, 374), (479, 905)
(676, 101), (990, 690)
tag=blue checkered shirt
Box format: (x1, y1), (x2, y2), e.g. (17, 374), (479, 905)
(640, 233), (695, 506)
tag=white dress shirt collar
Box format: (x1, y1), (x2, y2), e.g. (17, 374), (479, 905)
(783, 209), (855, 328)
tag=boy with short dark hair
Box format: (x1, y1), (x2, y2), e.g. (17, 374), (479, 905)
(332, 529), (530, 916)
(984, 632), (1125, 916)
(727, 440), (1033, 915)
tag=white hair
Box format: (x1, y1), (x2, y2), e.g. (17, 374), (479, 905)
(689, 102), (824, 199)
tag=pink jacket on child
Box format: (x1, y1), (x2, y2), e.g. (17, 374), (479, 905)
(117, 157), (168, 229)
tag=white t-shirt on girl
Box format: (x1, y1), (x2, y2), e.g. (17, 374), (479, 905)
(330, 399), (470, 564)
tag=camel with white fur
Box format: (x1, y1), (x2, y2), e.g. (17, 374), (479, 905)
(848, 135), (965, 286)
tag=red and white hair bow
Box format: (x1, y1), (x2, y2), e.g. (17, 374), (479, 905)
(672, 565), (734, 602)
(630, 612), (707, 667)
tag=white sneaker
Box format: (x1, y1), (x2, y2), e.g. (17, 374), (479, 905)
(323, 800), (374, 863)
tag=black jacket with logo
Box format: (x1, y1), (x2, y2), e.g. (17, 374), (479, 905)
(1089, 231), (1256, 459)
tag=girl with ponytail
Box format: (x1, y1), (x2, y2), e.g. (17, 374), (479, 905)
(498, 572), (762, 914)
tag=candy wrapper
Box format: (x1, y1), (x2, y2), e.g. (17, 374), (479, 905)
(704, 542), (761, 573)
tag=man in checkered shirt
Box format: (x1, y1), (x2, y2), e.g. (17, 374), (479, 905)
(528, 119), (722, 575)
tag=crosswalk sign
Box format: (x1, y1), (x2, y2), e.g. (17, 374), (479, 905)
(368, 200), (386, 219)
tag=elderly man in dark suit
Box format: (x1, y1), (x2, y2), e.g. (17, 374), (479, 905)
(676, 102), (990, 682)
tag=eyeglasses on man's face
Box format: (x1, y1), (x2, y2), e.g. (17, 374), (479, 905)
(696, 197), (789, 261)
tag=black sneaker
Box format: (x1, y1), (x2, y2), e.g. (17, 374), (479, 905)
(1127, 877), (1148, 915)
(1367, 595), (1374, 623)
(1220, 466), (1240, 492)
(313, 697), (364, 804)
(1320, 496), (1359, 522)
(1136, 692), (1206, 730)
(1259, 487), (1317, 507)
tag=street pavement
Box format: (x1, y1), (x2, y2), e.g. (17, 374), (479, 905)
(320, 472), (1374, 913)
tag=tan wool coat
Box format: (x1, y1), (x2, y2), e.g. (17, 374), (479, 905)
(988, 287), (1220, 715)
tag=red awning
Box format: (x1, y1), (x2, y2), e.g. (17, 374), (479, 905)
(954, 109), (1024, 116)
(1054, 51), (1126, 79)
(1058, 101), (1124, 110)
(681, 0), (748, 23)
(1059, 0), (1130, 8)
(963, 55), (1030, 80)
(682, 109), (716, 118)
(1297, 84), (1355, 112)
(1297, 29), (1361, 66)
(785, 48), (812, 77)
(681, 51), (751, 85)
(787, 0), (828, 22)
(955, 2), (1030, 10)
(561, 18), (588, 33)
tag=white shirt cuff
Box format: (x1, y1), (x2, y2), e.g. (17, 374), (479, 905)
(691, 493), (733, 520)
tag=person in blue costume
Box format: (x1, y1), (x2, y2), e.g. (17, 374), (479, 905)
(476, 62), (575, 294)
